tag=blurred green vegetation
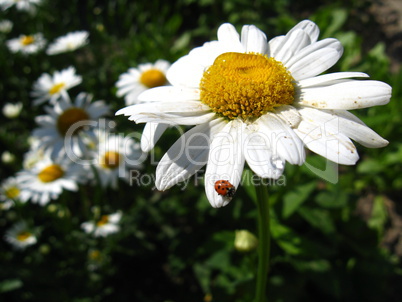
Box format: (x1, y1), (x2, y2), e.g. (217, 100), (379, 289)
(1, 0), (401, 301)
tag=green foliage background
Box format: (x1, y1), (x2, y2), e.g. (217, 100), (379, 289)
(1, 0), (401, 301)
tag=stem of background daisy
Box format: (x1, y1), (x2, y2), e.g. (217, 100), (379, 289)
(255, 178), (270, 302)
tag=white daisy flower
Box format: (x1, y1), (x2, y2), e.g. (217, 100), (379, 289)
(23, 138), (46, 170)
(17, 152), (84, 205)
(0, 19), (13, 33)
(4, 221), (37, 250)
(31, 66), (82, 106)
(0, 0), (41, 12)
(117, 20), (392, 208)
(33, 92), (110, 159)
(0, 177), (29, 209)
(81, 212), (122, 237)
(1, 151), (16, 164)
(2, 102), (22, 118)
(6, 33), (46, 54)
(116, 59), (171, 106)
(46, 31), (89, 55)
(89, 130), (143, 189)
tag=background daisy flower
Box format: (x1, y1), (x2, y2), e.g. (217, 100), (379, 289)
(81, 212), (122, 237)
(0, 19), (13, 33)
(117, 20), (391, 208)
(46, 31), (89, 55)
(0, 177), (29, 209)
(88, 130), (143, 189)
(2, 102), (22, 118)
(0, 0), (42, 12)
(17, 152), (84, 205)
(31, 66), (82, 105)
(4, 221), (37, 250)
(6, 33), (46, 54)
(33, 92), (110, 159)
(116, 59), (171, 106)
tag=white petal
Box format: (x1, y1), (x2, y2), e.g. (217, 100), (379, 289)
(289, 20), (320, 43)
(299, 108), (389, 148)
(217, 23), (244, 52)
(298, 72), (369, 88)
(268, 35), (285, 57)
(166, 55), (205, 88)
(116, 101), (209, 117)
(272, 29), (311, 64)
(205, 120), (246, 208)
(241, 25), (267, 54)
(294, 114), (359, 165)
(132, 112), (216, 126)
(257, 113), (305, 165)
(274, 105), (302, 128)
(155, 118), (226, 190)
(286, 39), (343, 80)
(141, 123), (170, 152)
(298, 80), (392, 109)
(137, 86), (200, 103)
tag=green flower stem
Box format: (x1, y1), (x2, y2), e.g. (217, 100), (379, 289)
(255, 179), (271, 302)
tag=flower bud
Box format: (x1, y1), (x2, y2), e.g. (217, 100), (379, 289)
(234, 230), (258, 252)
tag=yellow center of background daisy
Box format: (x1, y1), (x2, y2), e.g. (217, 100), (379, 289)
(49, 82), (66, 95)
(5, 186), (20, 199)
(57, 107), (90, 136)
(200, 52), (295, 120)
(140, 69), (167, 88)
(101, 151), (121, 169)
(21, 35), (34, 46)
(38, 164), (65, 183)
(97, 215), (109, 226)
(17, 231), (32, 242)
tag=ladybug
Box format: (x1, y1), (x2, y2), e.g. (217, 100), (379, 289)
(214, 180), (236, 198)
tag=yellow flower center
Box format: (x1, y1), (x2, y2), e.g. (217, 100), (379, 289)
(49, 82), (66, 95)
(21, 35), (34, 46)
(100, 151), (121, 169)
(57, 107), (90, 136)
(17, 231), (32, 242)
(89, 249), (101, 260)
(5, 186), (20, 199)
(200, 52), (295, 121)
(38, 164), (64, 183)
(96, 215), (109, 227)
(140, 69), (167, 88)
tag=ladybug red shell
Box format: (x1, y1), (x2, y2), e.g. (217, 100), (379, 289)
(214, 180), (236, 198)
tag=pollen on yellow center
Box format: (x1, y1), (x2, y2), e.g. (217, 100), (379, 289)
(38, 164), (64, 183)
(57, 107), (90, 136)
(49, 82), (66, 95)
(140, 69), (167, 88)
(96, 215), (109, 227)
(21, 35), (34, 46)
(5, 186), (20, 199)
(100, 151), (121, 169)
(17, 231), (32, 242)
(200, 52), (295, 121)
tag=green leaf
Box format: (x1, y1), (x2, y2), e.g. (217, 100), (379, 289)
(282, 182), (316, 218)
(315, 189), (348, 208)
(367, 196), (388, 237)
(0, 279), (23, 293)
(298, 207), (336, 234)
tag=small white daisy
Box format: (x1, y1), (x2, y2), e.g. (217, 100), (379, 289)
(116, 60), (171, 106)
(46, 31), (89, 55)
(17, 152), (84, 205)
(33, 92), (110, 159)
(117, 20), (391, 208)
(31, 66), (82, 105)
(1, 151), (16, 164)
(89, 130), (143, 189)
(0, 176), (28, 209)
(6, 33), (46, 54)
(2, 102), (22, 118)
(0, 0), (41, 12)
(4, 221), (37, 250)
(0, 19), (13, 33)
(81, 212), (122, 237)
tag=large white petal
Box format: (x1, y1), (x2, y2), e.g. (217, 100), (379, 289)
(137, 86), (200, 103)
(166, 55), (205, 88)
(297, 80), (392, 109)
(140, 123), (170, 152)
(286, 39), (343, 80)
(132, 112), (216, 126)
(241, 25), (267, 54)
(217, 23), (244, 52)
(205, 120), (246, 208)
(289, 20), (320, 43)
(271, 29), (311, 64)
(298, 108), (388, 148)
(294, 114), (359, 165)
(298, 72), (369, 88)
(257, 113), (305, 165)
(155, 118), (226, 190)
